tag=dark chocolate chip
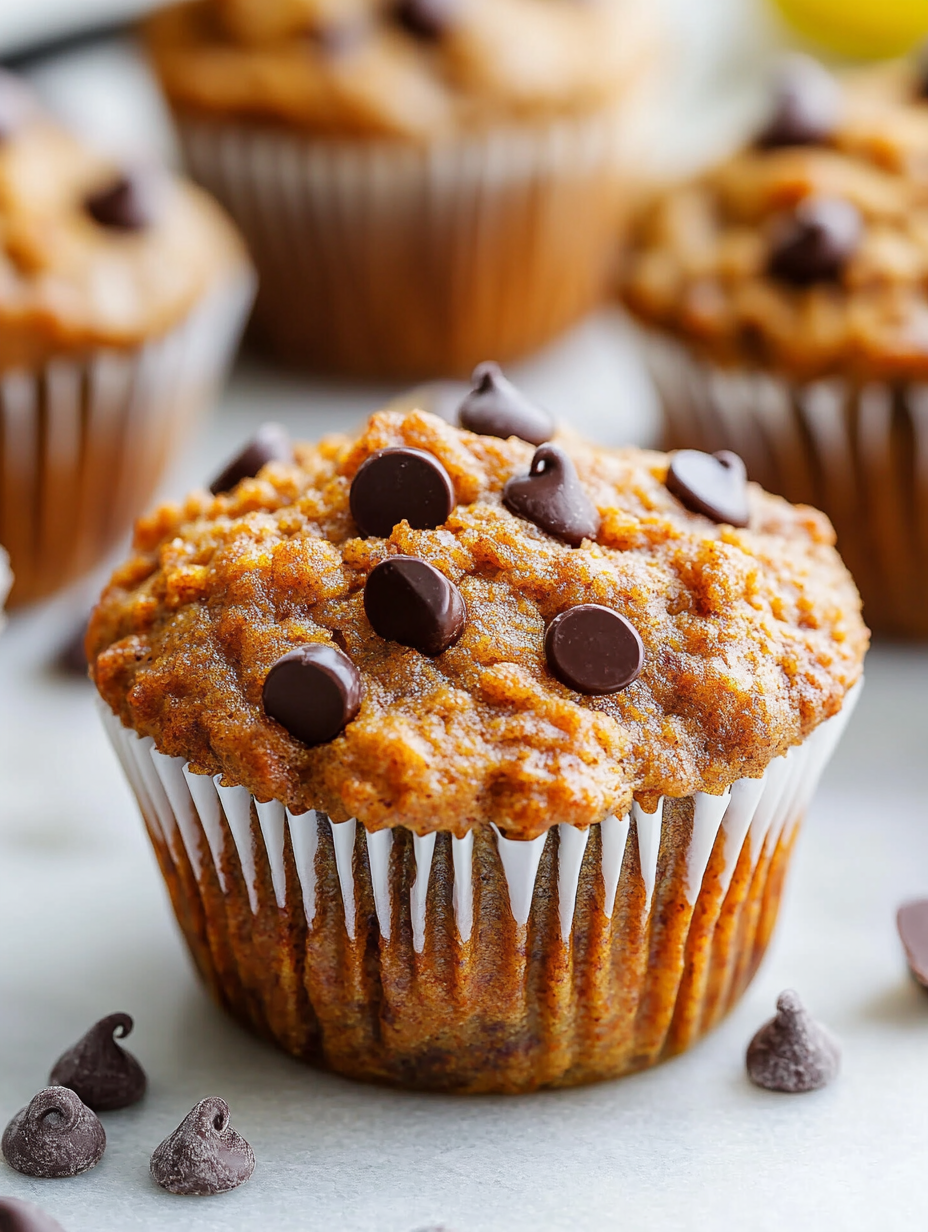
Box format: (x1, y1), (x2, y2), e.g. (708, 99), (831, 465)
(85, 171), (160, 232)
(364, 556), (466, 656)
(49, 1012), (146, 1112)
(746, 990), (840, 1093)
(666, 449), (750, 528)
(544, 605), (643, 695)
(263, 644), (362, 746)
(2, 1088), (105, 1179)
(0, 72), (34, 142)
(0, 1197), (67, 1232)
(209, 424), (293, 495)
(392, 0), (460, 40)
(767, 196), (862, 286)
(457, 362), (554, 447)
(150, 1096), (254, 1196)
(350, 447), (455, 538)
(502, 443), (599, 547)
(755, 53), (840, 149)
(897, 899), (928, 987)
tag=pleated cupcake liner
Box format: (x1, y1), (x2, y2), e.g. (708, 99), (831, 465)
(174, 110), (635, 379)
(99, 684), (858, 1093)
(640, 327), (928, 638)
(0, 267), (254, 608)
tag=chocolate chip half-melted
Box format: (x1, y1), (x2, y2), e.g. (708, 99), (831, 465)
(49, 1012), (147, 1112)
(263, 644), (362, 746)
(150, 1097), (254, 1196)
(365, 556), (466, 657)
(503, 443), (599, 547)
(1, 1088), (105, 1179)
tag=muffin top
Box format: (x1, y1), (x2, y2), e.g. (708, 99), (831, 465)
(0, 73), (248, 371)
(621, 54), (928, 382)
(145, 0), (650, 139)
(89, 383), (866, 839)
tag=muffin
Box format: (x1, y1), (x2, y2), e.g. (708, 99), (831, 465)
(621, 53), (928, 639)
(89, 377), (866, 1093)
(144, 0), (658, 379)
(0, 71), (253, 607)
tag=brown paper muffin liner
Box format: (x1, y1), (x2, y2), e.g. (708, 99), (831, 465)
(100, 685), (857, 1093)
(174, 111), (638, 379)
(640, 328), (928, 639)
(0, 269), (254, 608)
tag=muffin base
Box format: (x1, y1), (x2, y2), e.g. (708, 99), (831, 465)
(102, 692), (855, 1093)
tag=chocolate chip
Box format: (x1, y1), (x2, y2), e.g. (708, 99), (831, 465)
(502, 443), (599, 547)
(897, 899), (928, 987)
(209, 424), (293, 495)
(263, 644), (362, 746)
(48, 1012), (146, 1112)
(392, 0), (460, 39)
(544, 604), (643, 695)
(767, 196), (862, 286)
(350, 447), (455, 538)
(0, 71), (34, 142)
(150, 1096), (254, 1196)
(665, 449), (750, 528)
(365, 556), (465, 656)
(85, 171), (160, 232)
(457, 362), (554, 447)
(2, 1088), (105, 1179)
(746, 990), (840, 1093)
(755, 53), (840, 149)
(0, 1197), (67, 1232)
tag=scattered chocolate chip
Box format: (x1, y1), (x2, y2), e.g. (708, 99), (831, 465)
(85, 171), (160, 232)
(897, 899), (928, 987)
(365, 556), (465, 656)
(2, 1088), (105, 1179)
(502, 443), (599, 547)
(350, 447), (455, 538)
(0, 1197), (67, 1232)
(544, 604), (644, 695)
(150, 1097), (254, 1196)
(666, 449), (750, 528)
(755, 53), (840, 149)
(746, 990), (840, 1093)
(457, 362), (554, 447)
(263, 644), (362, 747)
(48, 1012), (146, 1112)
(0, 71), (34, 142)
(767, 196), (861, 286)
(392, 0), (460, 39)
(209, 424), (293, 495)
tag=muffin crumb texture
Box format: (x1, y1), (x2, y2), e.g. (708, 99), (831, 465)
(89, 410), (867, 838)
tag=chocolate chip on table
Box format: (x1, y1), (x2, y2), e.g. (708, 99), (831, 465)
(544, 605), (644, 695)
(897, 899), (928, 987)
(746, 990), (840, 1093)
(666, 449), (750, 528)
(0, 71), (34, 142)
(150, 1097), (255, 1196)
(392, 0), (460, 40)
(457, 362), (554, 447)
(85, 171), (160, 231)
(49, 1012), (146, 1112)
(502, 443), (599, 547)
(263, 644), (362, 746)
(209, 424), (293, 495)
(767, 196), (862, 286)
(2, 1088), (105, 1178)
(365, 556), (466, 656)
(755, 53), (841, 149)
(0, 1197), (67, 1232)
(350, 447), (455, 538)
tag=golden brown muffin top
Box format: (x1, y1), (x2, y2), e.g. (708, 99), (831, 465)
(89, 403), (867, 839)
(0, 74), (249, 371)
(145, 0), (650, 139)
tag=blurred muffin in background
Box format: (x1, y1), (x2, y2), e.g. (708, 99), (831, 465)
(618, 53), (928, 639)
(144, 0), (661, 379)
(0, 72), (253, 608)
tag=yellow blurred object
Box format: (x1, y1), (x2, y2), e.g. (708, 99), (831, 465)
(772, 0), (928, 58)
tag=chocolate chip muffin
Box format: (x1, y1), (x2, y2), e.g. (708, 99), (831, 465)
(144, 0), (660, 378)
(620, 52), (928, 639)
(0, 72), (253, 607)
(89, 368), (866, 1092)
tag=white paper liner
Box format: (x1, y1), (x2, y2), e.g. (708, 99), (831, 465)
(100, 685), (859, 954)
(0, 266), (253, 606)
